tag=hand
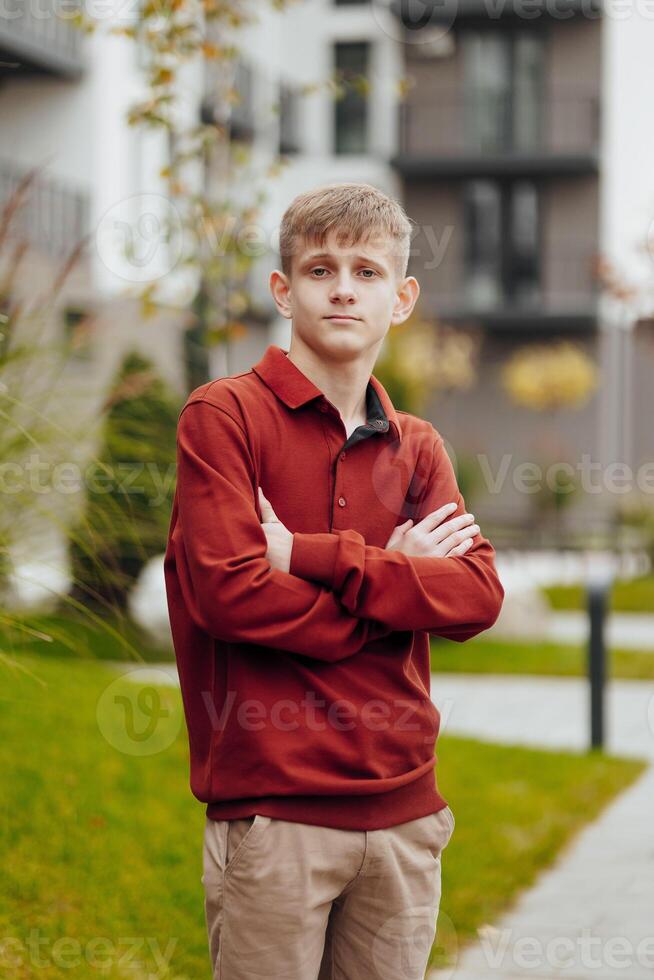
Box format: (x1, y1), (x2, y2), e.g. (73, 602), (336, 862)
(258, 487), (293, 574)
(385, 502), (480, 558)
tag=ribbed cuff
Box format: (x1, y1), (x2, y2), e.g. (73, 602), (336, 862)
(289, 532), (340, 588)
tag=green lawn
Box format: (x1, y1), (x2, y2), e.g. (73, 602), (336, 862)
(431, 636), (654, 679)
(0, 653), (646, 978)
(543, 575), (654, 612)
(0, 609), (174, 665)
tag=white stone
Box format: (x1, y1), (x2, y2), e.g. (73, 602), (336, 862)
(128, 553), (173, 649)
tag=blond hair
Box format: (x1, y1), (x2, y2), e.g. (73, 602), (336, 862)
(278, 182), (414, 281)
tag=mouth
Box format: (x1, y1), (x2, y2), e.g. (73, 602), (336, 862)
(325, 315), (362, 322)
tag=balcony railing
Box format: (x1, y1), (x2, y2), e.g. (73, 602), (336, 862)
(417, 246), (600, 324)
(398, 91), (599, 163)
(0, 0), (84, 76)
(0, 160), (90, 257)
(390, 0), (601, 23)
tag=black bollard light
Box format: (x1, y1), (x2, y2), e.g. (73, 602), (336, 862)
(586, 563), (613, 751)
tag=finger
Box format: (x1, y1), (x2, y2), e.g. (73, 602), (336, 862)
(390, 518), (413, 539)
(447, 538), (474, 556)
(257, 487), (278, 523)
(413, 502), (459, 534)
(384, 518), (413, 550)
(430, 512), (475, 544)
(441, 525), (479, 553)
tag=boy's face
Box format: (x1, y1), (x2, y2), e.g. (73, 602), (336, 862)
(269, 228), (419, 363)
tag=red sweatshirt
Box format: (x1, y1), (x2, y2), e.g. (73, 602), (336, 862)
(164, 344), (504, 830)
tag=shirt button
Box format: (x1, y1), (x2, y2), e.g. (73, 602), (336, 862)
(340, 452), (346, 461)
(338, 496), (346, 507)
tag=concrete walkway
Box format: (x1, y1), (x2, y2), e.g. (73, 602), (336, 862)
(545, 611), (654, 651)
(428, 763), (654, 980)
(432, 673), (654, 760)
(428, 673), (654, 980)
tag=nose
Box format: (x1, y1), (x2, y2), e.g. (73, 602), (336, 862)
(329, 272), (357, 304)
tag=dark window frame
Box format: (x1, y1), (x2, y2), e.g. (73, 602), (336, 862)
(333, 40), (371, 155)
(461, 25), (546, 154)
(464, 178), (541, 307)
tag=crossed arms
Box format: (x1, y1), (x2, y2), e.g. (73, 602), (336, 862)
(173, 398), (505, 663)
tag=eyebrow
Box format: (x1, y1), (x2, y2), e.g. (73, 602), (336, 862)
(300, 252), (388, 272)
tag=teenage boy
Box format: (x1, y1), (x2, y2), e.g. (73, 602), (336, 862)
(164, 182), (504, 980)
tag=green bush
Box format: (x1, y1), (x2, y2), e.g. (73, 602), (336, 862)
(67, 351), (181, 612)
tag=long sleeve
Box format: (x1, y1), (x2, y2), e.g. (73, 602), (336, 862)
(289, 430), (504, 639)
(170, 399), (392, 661)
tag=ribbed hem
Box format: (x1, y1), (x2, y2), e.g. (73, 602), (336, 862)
(205, 767), (448, 831)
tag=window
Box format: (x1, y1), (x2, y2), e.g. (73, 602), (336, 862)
(278, 82), (300, 155)
(464, 180), (540, 308)
(463, 30), (544, 153)
(63, 307), (94, 361)
(333, 41), (370, 154)
(230, 60), (255, 141)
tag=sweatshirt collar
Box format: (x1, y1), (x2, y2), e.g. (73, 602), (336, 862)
(252, 344), (403, 443)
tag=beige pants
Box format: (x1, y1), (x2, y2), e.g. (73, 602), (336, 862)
(201, 805), (455, 980)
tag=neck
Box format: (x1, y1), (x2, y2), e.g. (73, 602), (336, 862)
(286, 336), (381, 425)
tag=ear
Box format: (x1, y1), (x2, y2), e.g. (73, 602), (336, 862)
(269, 270), (293, 320)
(391, 276), (420, 326)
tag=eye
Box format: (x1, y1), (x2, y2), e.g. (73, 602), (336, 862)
(309, 267), (378, 278)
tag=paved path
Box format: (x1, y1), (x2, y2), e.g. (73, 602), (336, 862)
(544, 612), (654, 651)
(428, 673), (654, 980)
(427, 763), (654, 980)
(431, 673), (654, 760)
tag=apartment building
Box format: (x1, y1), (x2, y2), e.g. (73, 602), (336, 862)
(222, 0), (654, 533)
(2, 0), (653, 538)
(386, 1), (602, 528)
(0, 3), (192, 406)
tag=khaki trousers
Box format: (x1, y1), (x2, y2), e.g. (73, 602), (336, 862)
(201, 805), (455, 980)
